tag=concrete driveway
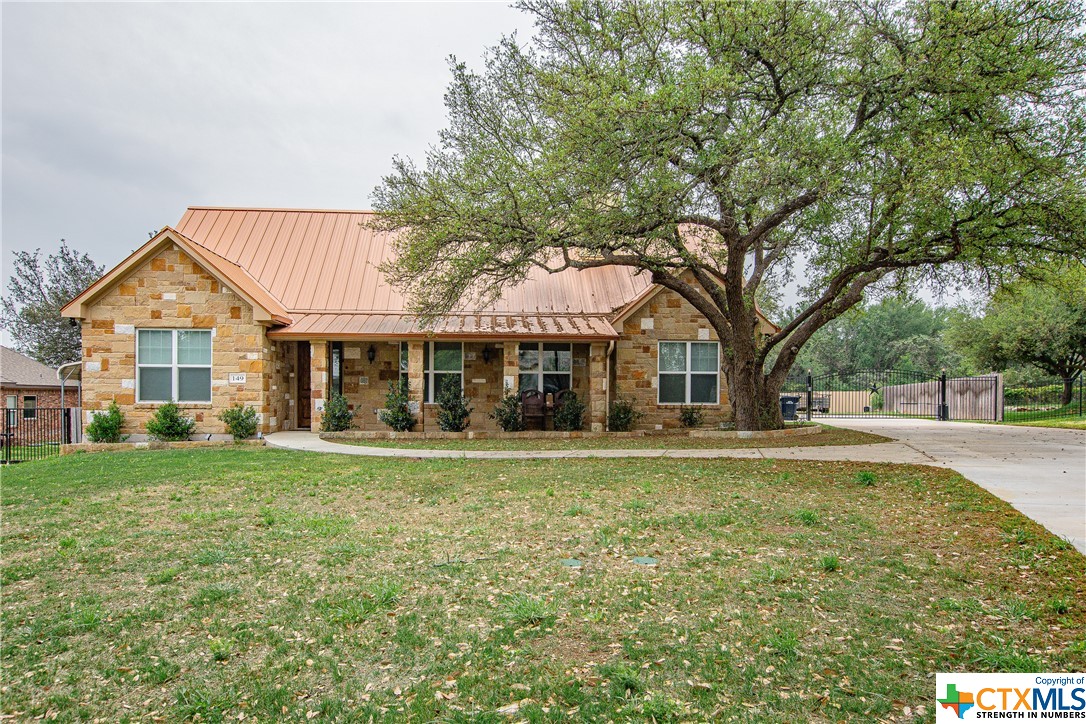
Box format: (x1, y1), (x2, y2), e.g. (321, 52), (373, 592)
(829, 419), (1085, 554)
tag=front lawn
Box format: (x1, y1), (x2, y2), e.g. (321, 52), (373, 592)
(3, 449), (1083, 722)
(338, 425), (889, 451)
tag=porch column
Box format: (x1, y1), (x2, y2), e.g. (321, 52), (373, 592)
(588, 342), (608, 432)
(310, 340), (327, 432)
(502, 341), (520, 396)
(407, 340), (425, 428)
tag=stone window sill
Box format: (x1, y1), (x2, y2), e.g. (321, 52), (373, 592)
(135, 403), (214, 409)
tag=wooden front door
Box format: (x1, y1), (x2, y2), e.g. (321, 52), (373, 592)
(297, 342), (311, 429)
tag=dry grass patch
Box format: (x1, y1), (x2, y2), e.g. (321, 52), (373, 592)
(2, 448), (1083, 722)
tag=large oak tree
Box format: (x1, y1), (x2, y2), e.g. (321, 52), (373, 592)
(373, 0), (1086, 430)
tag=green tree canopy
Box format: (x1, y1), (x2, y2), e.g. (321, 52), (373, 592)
(786, 297), (963, 377)
(947, 266), (1086, 403)
(0, 242), (103, 367)
(373, 0), (1086, 430)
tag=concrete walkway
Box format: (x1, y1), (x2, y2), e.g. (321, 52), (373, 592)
(264, 421), (1085, 553)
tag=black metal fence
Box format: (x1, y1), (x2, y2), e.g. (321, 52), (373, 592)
(2, 407), (79, 463)
(1002, 377), (1084, 423)
(781, 370), (1082, 423)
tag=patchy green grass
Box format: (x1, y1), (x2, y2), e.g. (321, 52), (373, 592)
(338, 425), (889, 451)
(1004, 414), (1086, 430)
(2, 448), (1083, 722)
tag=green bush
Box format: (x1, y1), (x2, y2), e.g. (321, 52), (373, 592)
(554, 391), (586, 431)
(678, 405), (704, 428)
(489, 391), (524, 432)
(608, 398), (643, 432)
(217, 404), (258, 440)
(145, 402), (196, 442)
(320, 393), (354, 433)
(379, 380), (416, 432)
(85, 400), (127, 443)
(1005, 384), (1067, 405)
(436, 376), (472, 432)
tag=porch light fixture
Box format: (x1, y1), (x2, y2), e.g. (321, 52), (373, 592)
(482, 346), (492, 364)
(367, 345), (376, 363)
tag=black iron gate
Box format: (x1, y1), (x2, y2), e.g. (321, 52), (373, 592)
(2, 408), (79, 463)
(781, 370), (1005, 422)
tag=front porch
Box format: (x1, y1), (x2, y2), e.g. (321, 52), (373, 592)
(273, 339), (611, 433)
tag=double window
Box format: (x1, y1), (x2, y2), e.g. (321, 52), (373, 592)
(658, 341), (719, 404)
(519, 343), (572, 394)
(137, 329), (212, 403)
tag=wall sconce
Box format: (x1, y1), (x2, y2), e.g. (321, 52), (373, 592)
(367, 345), (377, 363)
(482, 346), (492, 364)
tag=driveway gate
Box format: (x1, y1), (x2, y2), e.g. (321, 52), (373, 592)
(784, 370), (1004, 422)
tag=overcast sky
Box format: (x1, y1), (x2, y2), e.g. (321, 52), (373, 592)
(2, 1), (532, 283)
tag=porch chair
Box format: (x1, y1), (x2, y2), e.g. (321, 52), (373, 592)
(520, 389), (546, 430)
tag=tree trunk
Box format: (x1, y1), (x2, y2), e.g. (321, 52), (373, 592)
(1061, 377), (1074, 407)
(726, 356), (785, 431)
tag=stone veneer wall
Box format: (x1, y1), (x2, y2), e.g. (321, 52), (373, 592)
(614, 286), (776, 430)
(335, 341), (593, 432)
(79, 244), (272, 438)
(268, 340), (298, 431)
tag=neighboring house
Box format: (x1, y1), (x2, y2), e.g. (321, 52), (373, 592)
(62, 207), (777, 438)
(1, 346), (75, 443)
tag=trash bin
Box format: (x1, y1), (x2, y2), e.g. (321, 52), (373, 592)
(780, 395), (800, 422)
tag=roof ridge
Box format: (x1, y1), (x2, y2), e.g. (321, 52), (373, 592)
(187, 206), (375, 214)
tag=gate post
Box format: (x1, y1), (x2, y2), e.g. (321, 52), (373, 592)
(806, 371), (813, 422)
(939, 370), (948, 421)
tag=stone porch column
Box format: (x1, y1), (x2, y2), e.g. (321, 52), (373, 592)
(310, 340), (327, 432)
(502, 341), (520, 396)
(407, 340), (425, 428)
(588, 342), (609, 432)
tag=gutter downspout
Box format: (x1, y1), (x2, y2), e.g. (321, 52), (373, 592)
(605, 340), (615, 432)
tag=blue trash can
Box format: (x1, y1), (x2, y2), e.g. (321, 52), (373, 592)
(780, 396), (800, 422)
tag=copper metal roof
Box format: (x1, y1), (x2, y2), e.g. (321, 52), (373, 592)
(174, 207), (654, 338)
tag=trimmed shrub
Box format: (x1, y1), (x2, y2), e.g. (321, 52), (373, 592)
(217, 404), (258, 440)
(320, 393), (354, 433)
(379, 380), (416, 432)
(490, 392), (524, 432)
(146, 402), (196, 441)
(554, 391), (586, 431)
(608, 398), (643, 432)
(436, 376), (473, 432)
(678, 405), (704, 428)
(85, 400), (127, 443)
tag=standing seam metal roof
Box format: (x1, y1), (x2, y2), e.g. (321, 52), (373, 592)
(175, 207), (654, 338)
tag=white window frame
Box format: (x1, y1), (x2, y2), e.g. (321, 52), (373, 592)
(5, 395), (18, 427)
(518, 342), (573, 393)
(424, 341), (463, 404)
(22, 395), (37, 420)
(136, 329), (213, 403)
(657, 341), (720, 405)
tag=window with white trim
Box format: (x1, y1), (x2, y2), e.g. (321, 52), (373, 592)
(519, 342), (572, 393)
(423, 341), (462, 403)
(137, 329), (213, 403)
(5, 394), (18, 427)
(658, 341), (719, 404)
(399, 342), (410, 390)
(22, 396), (37, 419)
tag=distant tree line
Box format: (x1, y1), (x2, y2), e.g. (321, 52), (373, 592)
(779, 265), (1086, 397)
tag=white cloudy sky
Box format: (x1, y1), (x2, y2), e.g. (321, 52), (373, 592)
(2, 1), (531, 281)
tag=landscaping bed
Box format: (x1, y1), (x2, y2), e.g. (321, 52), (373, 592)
(61, 439), (265, 455)
(3, 449), (1082, 721)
